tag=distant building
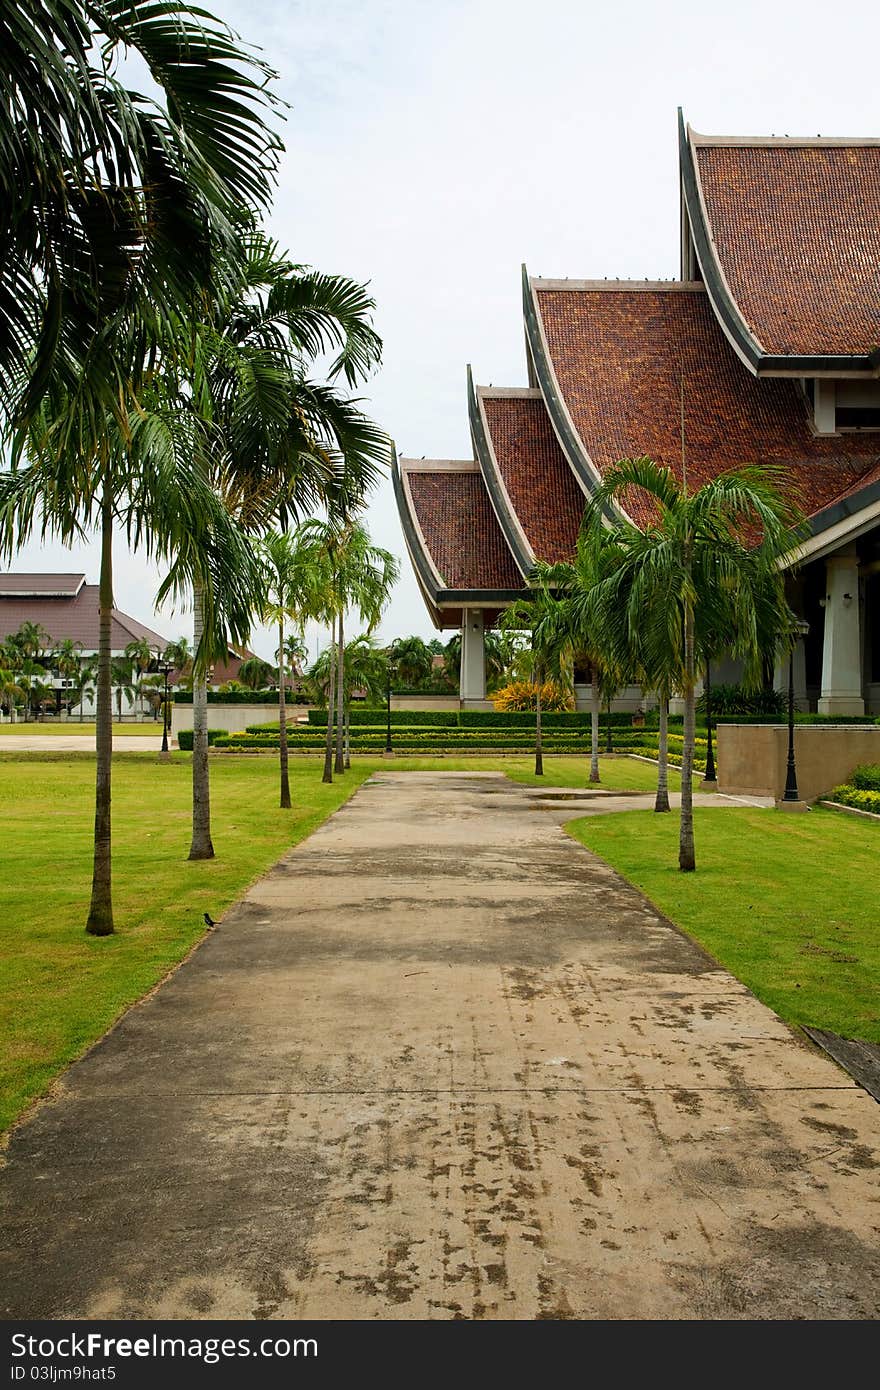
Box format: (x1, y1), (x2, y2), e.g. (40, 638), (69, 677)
(394, 114), (880, 715)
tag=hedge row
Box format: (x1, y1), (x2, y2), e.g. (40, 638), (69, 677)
(305, 708), (647, 729)
(176, 729), (226, 750)
(827, 785), (880, 815)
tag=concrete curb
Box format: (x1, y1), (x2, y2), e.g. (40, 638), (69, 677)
(818, 799), (880, 823)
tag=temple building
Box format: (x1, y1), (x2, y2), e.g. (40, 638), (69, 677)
(393, 113), (880, 714)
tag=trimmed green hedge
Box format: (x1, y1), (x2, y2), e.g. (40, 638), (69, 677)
(828, 784), (880, 815)
(715, 713), (878, 726)
(307, 708), (458, 727)
(176, 729), (226, 750)
(305, 708), (645, 729)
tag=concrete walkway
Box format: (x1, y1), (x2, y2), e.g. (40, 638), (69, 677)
(0, 734), (164, 752)
(1, 771), (877, 1320)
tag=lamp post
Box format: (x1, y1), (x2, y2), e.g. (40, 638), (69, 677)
(158, 660), (172, 759)
(385, 659), (396, 755)
(782, 619), (810, 805)
(702, 659), (716, 785)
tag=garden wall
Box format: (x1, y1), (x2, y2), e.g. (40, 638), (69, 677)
(171, 703), (313, 736)
(717, 724), (880, 803)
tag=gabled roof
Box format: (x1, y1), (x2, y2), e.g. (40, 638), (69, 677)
(525, 277), (880, 531)
(0, 580), (168, 651)
(467, 372), (586, 575)
(0, 573), (85, 597)
(392, 453), (523, 625)
(679, 112), (880, 375)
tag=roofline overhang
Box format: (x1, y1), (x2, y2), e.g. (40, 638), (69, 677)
(391, 448), (446, 627)
(521, 265), (622, 525)
(467, 367), (535, 579)
(679, 109), (880, 379)
(787, 476), (880, 566)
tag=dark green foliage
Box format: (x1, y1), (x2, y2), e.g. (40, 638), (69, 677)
(848, 764), (880, 792)
(698, 683), (786, 716)
(176, 729), (225, 750)
(174, 691), (311, 705)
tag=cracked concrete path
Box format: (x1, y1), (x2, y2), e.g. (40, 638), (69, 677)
(1, 771), (878, 1320)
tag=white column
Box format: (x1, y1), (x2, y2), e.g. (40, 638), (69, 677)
(818, 548), (864, 716)
(460, 609), (486, 702)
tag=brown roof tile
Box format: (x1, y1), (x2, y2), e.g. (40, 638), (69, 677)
(405, 466), (523, 591)
(480, 392), (585, 562)
(535, 283), (880, 526)
(0, 572), (85, 596)
(693, 141), (880, 357)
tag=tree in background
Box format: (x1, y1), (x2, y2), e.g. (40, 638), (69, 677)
(0, 667), (24, 719)
(123, 638), (153, 718)
(387, 635), (433, 689)
(499, 595), (573, 776)
(238, 656), (275, 691)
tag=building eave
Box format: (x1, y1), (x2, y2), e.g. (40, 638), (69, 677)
(467, 367), (535, 579)
(679, 109), (880, 379)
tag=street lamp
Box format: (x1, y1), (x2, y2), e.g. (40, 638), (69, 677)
(385, 658), (397, 755)
(782, 619), (810, 804)
(703, 658), (716, 785)
(157, 659), (173, 758)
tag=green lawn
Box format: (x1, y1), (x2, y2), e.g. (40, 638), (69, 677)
(0, 722), (159, 735)
(0, 752), (375, 1132)
(568, 806), (880, 1042)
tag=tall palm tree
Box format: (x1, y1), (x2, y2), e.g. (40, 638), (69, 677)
(297, 517), (398, 780)
(172, 230), (387, 857)
(163, 637), (193, 690)
(110, 657), (136, 721)
(500, 594), (573, 777)
(582, 457), (803, 871)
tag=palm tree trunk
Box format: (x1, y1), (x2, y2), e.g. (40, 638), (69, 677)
(344, 709), (351, 769)
(589, 669), (600, 782)
(322, 614), (336, 784)
(535, 675), (543, 777)
(334, 598), (345, 774)
(278, 616), (291, 809)
(679, 606), (696, 871)
(188, 580), (215, 860)
(655, 691), (671, 813)
(85, 472), (115, 936)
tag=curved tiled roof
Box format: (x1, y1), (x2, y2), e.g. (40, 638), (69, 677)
(531, 281), (880, 528)
(397, 458), (523, 596)
(683, 122), (880, 369)
(475, 388), (586, 566)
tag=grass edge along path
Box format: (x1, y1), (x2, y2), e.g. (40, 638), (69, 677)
(567, 804), (880, 1044)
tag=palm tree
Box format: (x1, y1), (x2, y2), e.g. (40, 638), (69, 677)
(163, 637), (193, 691)
(257, 529), (331, 809)
(110, 658), (136, 722)
(582, 457), (803, 871)
(74, 659), (98, 721)
(1, 0), (282, 431)
(388, 635), (433, 689)
(297, 518), (398, 780)
(0, 668), (24, 720)
(237, 656), (275, 691)
(123, 638), (153, 718)
(172, 230), (388, 857)
(500, 594), (573, 777)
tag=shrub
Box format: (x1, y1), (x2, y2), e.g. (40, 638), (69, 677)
(699, 683), (785, 716)
(828, 785), (880, 815)
(176, 729), (225, 751)
(306, 708), (458, 727)
(173, 691), (310, 706)
(848, 764), (880, 792)
(492, 680), (574, 712)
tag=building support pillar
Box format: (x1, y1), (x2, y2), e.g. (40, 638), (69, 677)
(460, 609), (486, 703)
(818, 547), (864, 716)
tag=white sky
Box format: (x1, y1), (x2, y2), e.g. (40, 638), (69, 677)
(13, 0), (880, 660)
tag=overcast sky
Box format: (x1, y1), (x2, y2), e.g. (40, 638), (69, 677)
(13, 0), (880, 660)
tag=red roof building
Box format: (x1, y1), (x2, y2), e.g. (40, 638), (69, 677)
(394, 115), (880, 715)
